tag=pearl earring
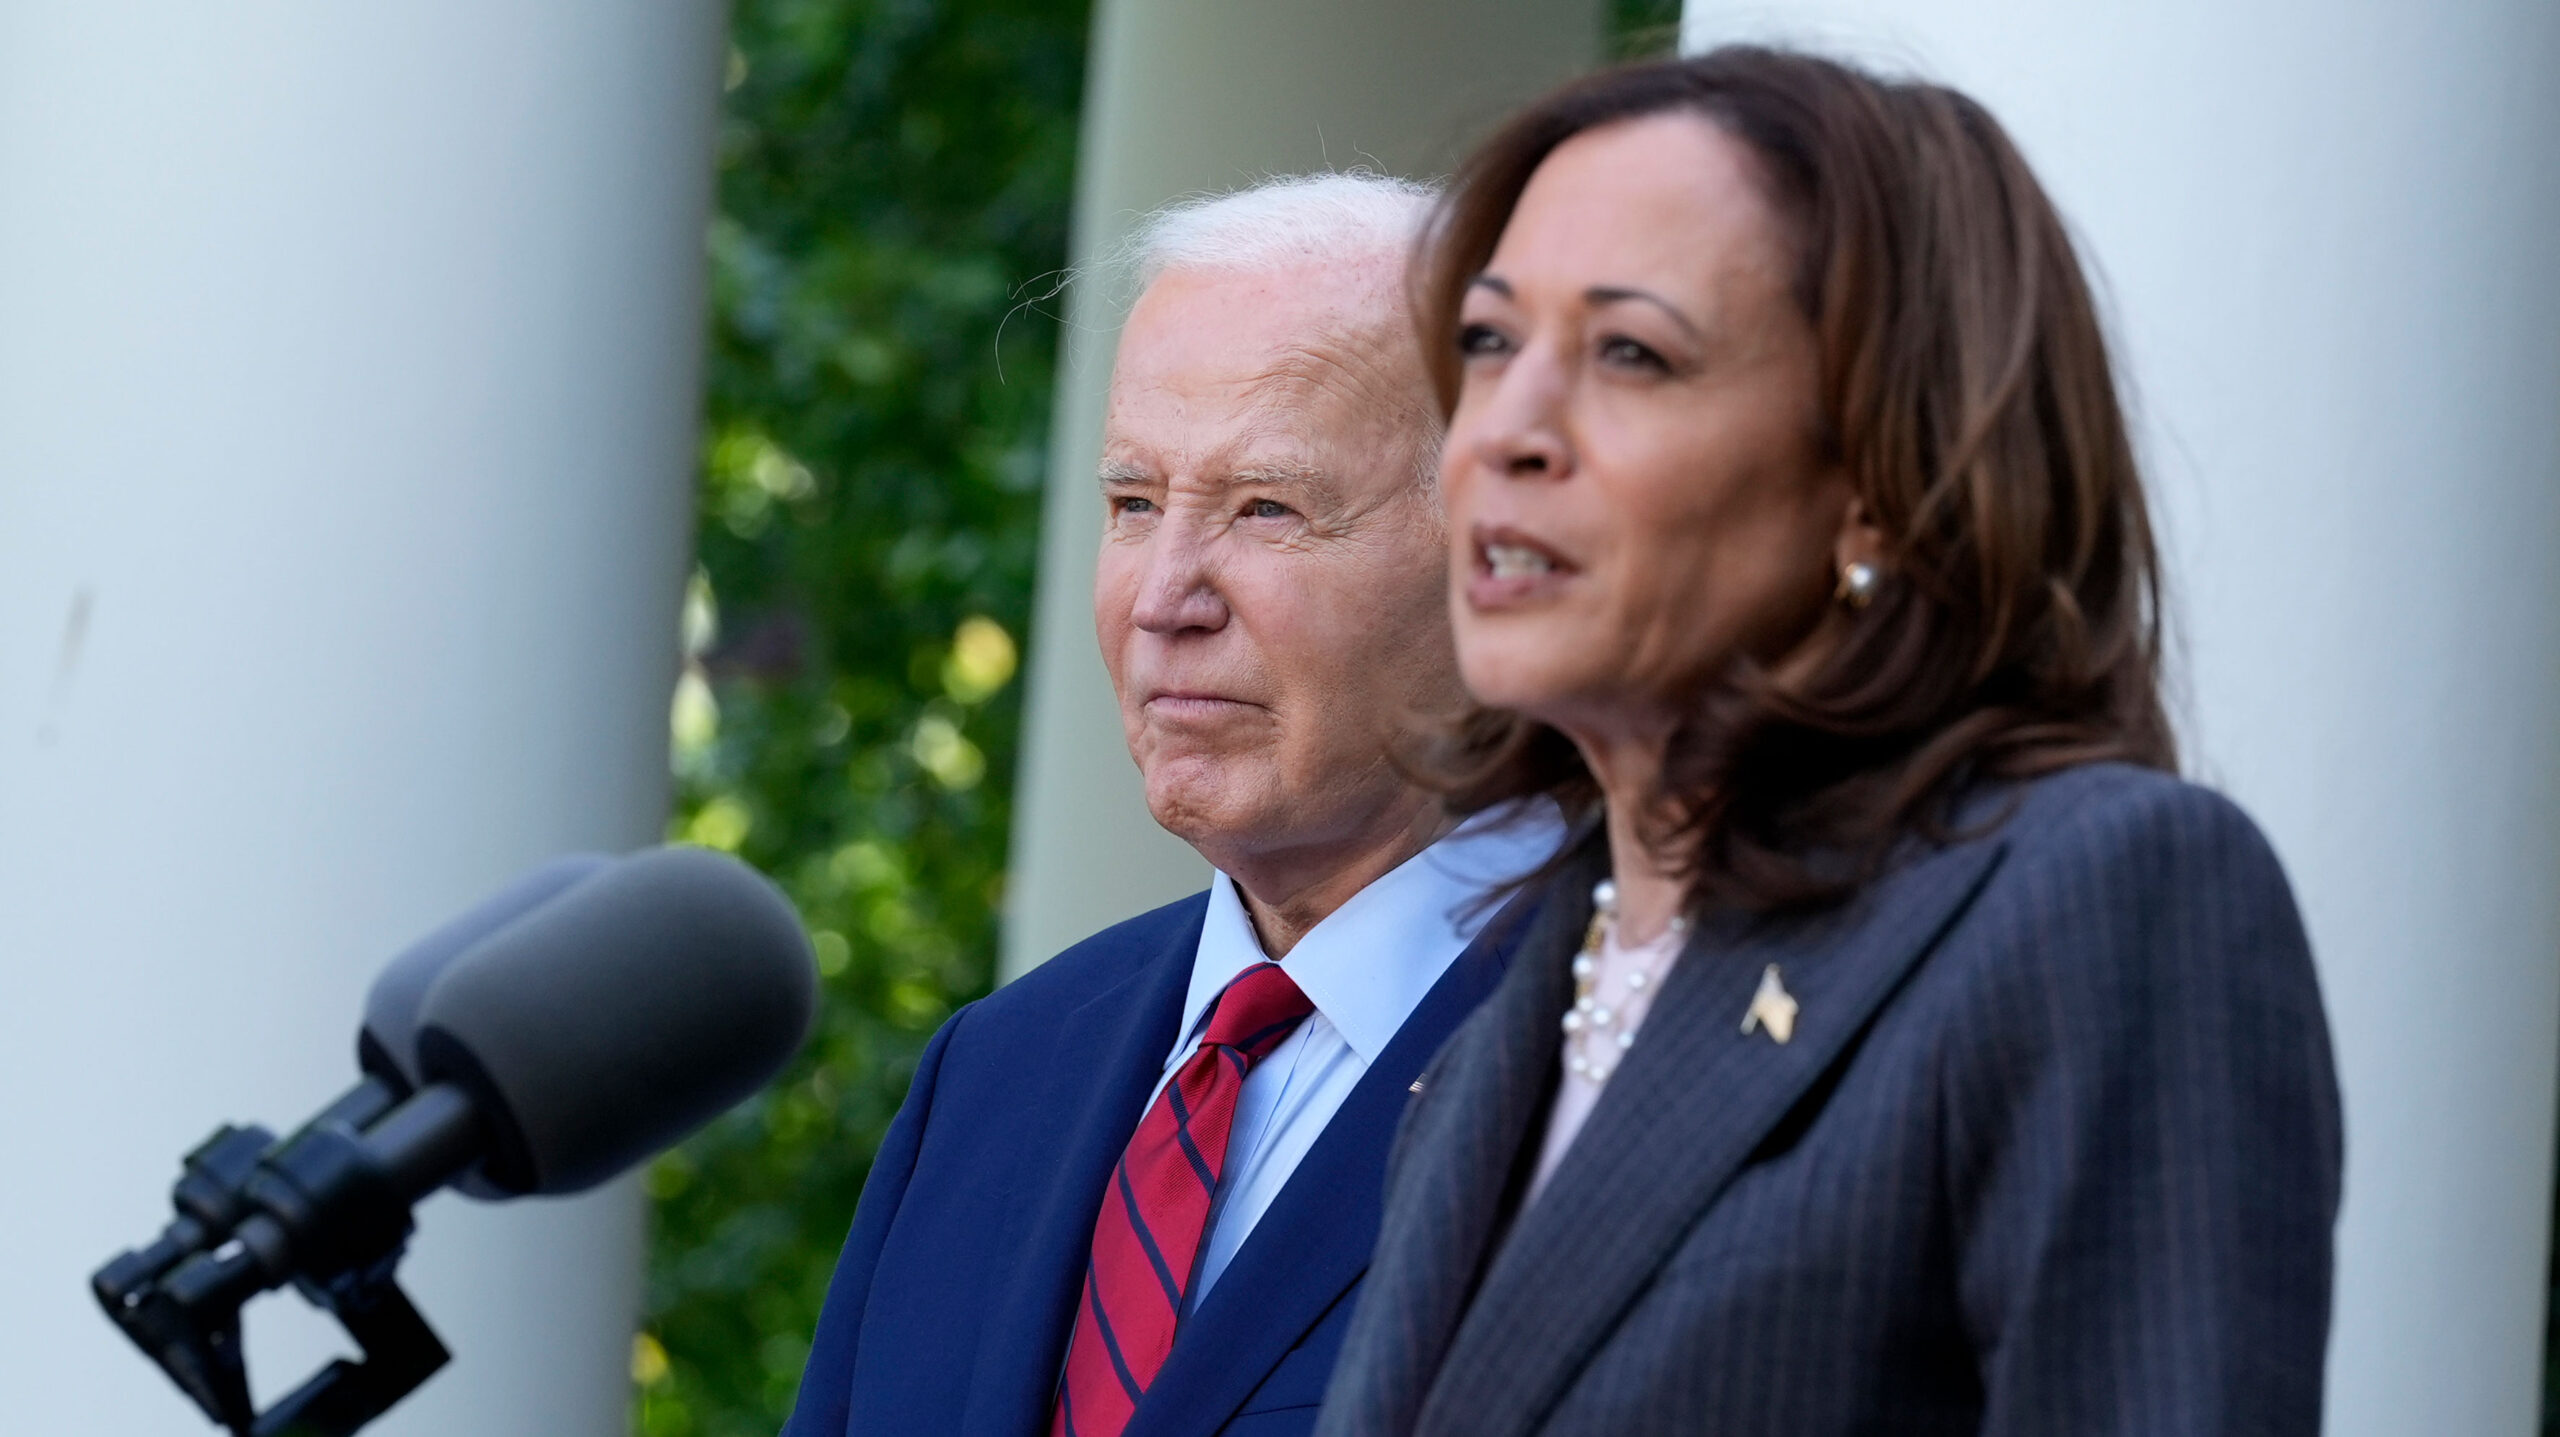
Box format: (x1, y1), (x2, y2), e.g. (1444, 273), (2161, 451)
(1836, 560), (1880, 610)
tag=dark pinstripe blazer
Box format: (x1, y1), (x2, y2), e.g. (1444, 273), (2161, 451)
(1315, 763), (2342, 1437)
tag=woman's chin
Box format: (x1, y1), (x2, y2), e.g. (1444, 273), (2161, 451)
(1456, 647), (1591, 722)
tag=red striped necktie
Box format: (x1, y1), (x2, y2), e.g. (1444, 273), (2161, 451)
(1051, 961), (1315, 1437)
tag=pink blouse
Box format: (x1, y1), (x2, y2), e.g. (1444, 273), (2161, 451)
(1524, 920), (1687, 1203)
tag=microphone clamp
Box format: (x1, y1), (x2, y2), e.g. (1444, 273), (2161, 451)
(89, 843), (817, 1435)
(92, 1077), (480, 1437)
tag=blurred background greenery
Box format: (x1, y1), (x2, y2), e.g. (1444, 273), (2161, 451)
(637, 3), (1680, 1435)
(633, 1), (1087, 1431)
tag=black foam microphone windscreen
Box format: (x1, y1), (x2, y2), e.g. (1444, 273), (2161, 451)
(358, 853), (615, 1093)
(412, 845), (817, 1196)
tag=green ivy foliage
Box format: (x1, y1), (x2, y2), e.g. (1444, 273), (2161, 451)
(1611, 0), (1684, 59)
(636, 2), (1087, 1433)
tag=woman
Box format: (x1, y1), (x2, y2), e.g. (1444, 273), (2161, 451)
(1315, 47), (2341, 1437)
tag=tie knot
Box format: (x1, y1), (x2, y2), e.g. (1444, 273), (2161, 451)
(1199, 962), (1313, 1058)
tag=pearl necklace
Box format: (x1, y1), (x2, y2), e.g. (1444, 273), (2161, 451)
(1560, 877), (1689, 1083)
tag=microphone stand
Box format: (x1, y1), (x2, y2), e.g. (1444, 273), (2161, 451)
(92, 1077), (478, 1436)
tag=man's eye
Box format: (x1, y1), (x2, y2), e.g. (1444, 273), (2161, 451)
(1113, 496), (1157, 516)
(1456, 322), (1510, 358)
(1246, 498), (1291, 520)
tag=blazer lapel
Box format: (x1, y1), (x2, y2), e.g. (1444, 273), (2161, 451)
(1127, 892), (1541, 1437)
(959, 904), (1203, 1437)
(1417, 835), (2011, 1437)
(1321, 848), (1604, 1436)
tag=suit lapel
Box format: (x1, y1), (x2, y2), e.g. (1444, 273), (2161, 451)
(958, 902), (1203, 1437)
(1125, 893), (1540, 1437)
(1417, 835), (2011, 1437)
(1320, 850), (1603, 1436)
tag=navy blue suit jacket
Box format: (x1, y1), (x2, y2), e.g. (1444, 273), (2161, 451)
(783, 888), (1535, 1437)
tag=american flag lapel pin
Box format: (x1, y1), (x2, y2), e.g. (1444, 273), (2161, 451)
(1739, 964), (1798, 1045)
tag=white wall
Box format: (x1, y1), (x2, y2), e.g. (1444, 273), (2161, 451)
(0, 3), (724, 1432)
(1679, 3), (2560, 1431)
(1003, 0), (1608, 979)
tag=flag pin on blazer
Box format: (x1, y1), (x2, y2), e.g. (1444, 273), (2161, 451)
(1740, 964), (1798, 1044)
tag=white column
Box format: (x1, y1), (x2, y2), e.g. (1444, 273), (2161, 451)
(0, 4), (723, 1435)
(1678, 4), (2560, 1431)
(1004, 0), (1608, 978)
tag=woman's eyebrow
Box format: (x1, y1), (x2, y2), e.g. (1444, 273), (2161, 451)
(1469, 273), (1705, 344)
(1586, 285), (1704, 342)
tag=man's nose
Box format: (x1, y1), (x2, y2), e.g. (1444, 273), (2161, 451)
(1127, 520), (1230, 636)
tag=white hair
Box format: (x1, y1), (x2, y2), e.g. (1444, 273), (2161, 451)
(1116, 170), (1439, 295)
(1098, 172), (1447, 488)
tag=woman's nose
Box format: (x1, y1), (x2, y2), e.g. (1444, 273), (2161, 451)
(1463, 362), (1573, 482)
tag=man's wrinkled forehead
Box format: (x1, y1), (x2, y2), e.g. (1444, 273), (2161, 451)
(1102, 266), (1425, 475)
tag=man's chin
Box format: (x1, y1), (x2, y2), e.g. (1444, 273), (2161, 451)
(1140, 765), (1276, 852)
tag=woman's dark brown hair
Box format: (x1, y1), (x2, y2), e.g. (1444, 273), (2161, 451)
(1419, 45), (2175, 912)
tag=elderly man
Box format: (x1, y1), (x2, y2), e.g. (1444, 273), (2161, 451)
(782, 174), (1558, 1437)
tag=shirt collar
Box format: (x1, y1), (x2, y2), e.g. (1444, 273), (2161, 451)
(1176, 800), (1566, 1068)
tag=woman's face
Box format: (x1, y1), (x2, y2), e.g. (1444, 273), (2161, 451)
(1444, 112), (1857, 749)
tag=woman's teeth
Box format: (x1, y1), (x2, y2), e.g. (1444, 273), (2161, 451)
(1486, 543), (1554, 580)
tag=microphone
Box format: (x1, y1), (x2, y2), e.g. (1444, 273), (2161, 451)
(88, 852), (613, 1396)
(91, 846), (817, 1437)
(356, 852), (613, 1201)
(357, 851), (614, 1098)
(411, 844), (819, 1195)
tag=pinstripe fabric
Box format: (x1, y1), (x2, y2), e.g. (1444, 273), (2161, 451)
(1315, 764), (2343, 1437)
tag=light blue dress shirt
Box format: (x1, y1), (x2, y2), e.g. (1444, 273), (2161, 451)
(1150, 803), (1564, 1309)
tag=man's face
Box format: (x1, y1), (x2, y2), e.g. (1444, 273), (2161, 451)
(1095, 263), (1455, 883)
